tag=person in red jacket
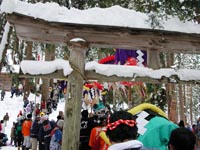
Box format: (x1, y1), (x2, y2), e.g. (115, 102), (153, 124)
(41, 100), (46, 113)
(22, 113), (32, 150)
(89, 116), (109, 150)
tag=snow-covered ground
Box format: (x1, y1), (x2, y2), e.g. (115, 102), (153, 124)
(0, 91), (65, 150)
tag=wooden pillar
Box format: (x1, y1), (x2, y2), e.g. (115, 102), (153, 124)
(23, 41), (32, 97)
(62, 40), (88, 150)
(189, 84), (193, 125)
(179, 84), (185, 122)
(41, 44), (55, 102)
(147, 50), (160, 69)
(166, 84), (177, 123)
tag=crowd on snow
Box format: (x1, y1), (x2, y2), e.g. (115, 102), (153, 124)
(0, 83), (198, 150)
(0, 82), (66, 150)
(0, 84), (65, 150)
(0, 107), (198, 150)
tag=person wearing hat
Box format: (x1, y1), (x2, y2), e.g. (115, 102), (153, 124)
(50, 119), (64, 150)
(30, 115), (41, 150)
(22, 113), (32, 150)
(38, 115), (56, 150)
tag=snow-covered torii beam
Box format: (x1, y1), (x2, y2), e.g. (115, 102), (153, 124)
(1, 0), (199, 84)
(2, 0), (200, 54)
(19, 60), (200, 84)
(6, 13), (200, 54)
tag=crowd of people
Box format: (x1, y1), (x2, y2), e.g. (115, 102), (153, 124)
(0, 107), (64, 150)
(0, 105), (198, 150)
(0, 82), (198, 150)
(79, 109), (198, 150)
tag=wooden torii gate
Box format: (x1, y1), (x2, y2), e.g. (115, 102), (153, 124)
(5, 12), (200, 150)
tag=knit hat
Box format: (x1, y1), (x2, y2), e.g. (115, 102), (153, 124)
(57, 119), (64, 129)
(40, 112), (45, 117)
(26, 113), (32, 119)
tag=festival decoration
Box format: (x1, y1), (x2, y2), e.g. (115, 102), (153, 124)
(82, 81), (105, 112)
(100, 103), (178, 150)
(98, 49), (147, 100)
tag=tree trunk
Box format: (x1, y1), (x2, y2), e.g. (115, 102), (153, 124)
(147, 50), (160, 69)
(41, 44), (55, 101)
(189, 84), (193, 125)
(179, 84), (185, 122)
(167, 84), (177, 123)
(23, 41), (33, 97)
(165, 53), (177, 122)
(0, 24), (13, 71)
(183, 84), (187, 123)
(62, 41), (88, 150)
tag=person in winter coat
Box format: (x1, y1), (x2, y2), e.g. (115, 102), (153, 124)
(80, 110), (95, 150)
(41, 100), (47, 113)
(22, 114), (32, 150)
(33, 103), (40, 119)
(15, 117), (24, 150)
(10, 85), (17, 98)
(3, 112), (9, 127)
(17, 110), (23, 118)
(30, 115), (41, 150)
(10, 122), (16, 146)
(1, 90), (5, 101)
(0, 132), (8, 146)
(18, 83), (23, 96)
(106, 111), (143, 150)
(50, 119), (64, 150)
(39, 115), (56, 150)
(89, 115), (109, 150)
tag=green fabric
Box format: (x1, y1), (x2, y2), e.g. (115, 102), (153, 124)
(138, 116), (178, 150)
(15, 125), (22, 135)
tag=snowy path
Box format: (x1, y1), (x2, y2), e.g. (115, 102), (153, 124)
(0, 91), (65, 150)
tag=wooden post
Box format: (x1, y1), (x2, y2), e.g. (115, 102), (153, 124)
(189, 84), (193, 125)
(62, 40), (88, 150)
(179, 84), (185, 122)
(166, 84), (177, 123)
(147, 50), (160, 69)
(23, 41), (32, 97)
